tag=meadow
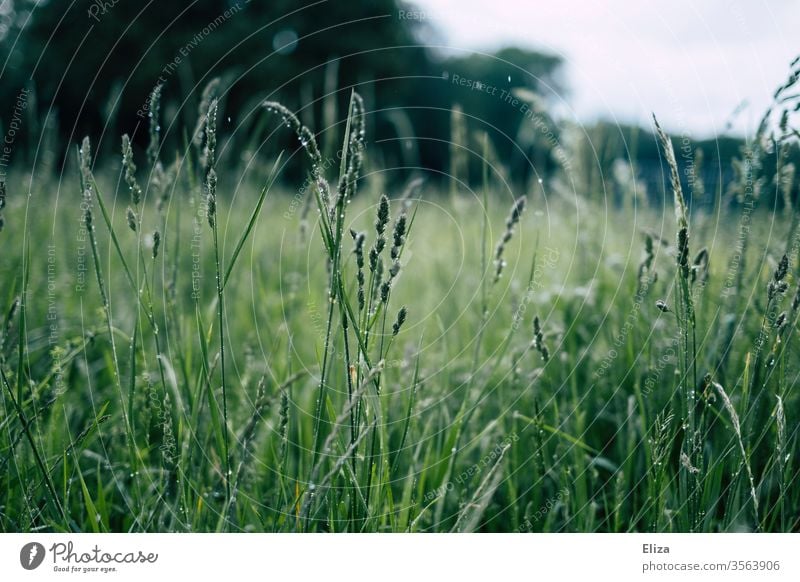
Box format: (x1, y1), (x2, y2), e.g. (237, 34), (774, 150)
(0, 83), (798, 533)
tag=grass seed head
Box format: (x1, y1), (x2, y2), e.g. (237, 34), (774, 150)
(392, 306), (407, 336)
(5, 296), (19, 327)
(494, 196), (526, 283)
(79, 136), (93, 196)
(636, 233), (657, 293)
(775, 254), (789, 282)
(339, 92), (366, 201)
(278, 385), (290, 462)
(374, 236), (386, 256)
(712, 376), (759, 520)
(152, 230), (161, 259)
(351, 229), (366, 310)
(775, 396), (786, 467)
(351, 229), (366, 267)
(121, 134), (142, 205)
(380, 280), (391, 304)
(508, 196), (526, 226)
(768, 255), (789, 300)
(391, 212), (407, 260)
(206, 168), (217, 228)
(369, 196), (390, 273)
(146, 84), (163, 167)
(376, 194), (390, 236)
(126, 207), (137, 232)
(203, 98), (218, 176)
(680, 451), (700, 474)
(357, 282), (365, 310)
(532, 315), (550, 362)
(193, 77), (220, 148)
(677, 227), (690, 279)
(691, 248), (708, 285)
(368, 247), (379, 273)
(372, 257), (384, 299)
(263, 100), (333, 210)
(262, 101), (320, 165)
(78, 137), (95, 227)
(654, 114), (688, 231)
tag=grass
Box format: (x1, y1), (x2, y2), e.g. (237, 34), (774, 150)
(0, 81), (799, 533)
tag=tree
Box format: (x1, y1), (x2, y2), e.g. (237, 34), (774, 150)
(0, 0), (432, 162)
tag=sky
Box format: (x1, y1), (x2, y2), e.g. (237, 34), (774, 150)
(413, 0), (799, 138)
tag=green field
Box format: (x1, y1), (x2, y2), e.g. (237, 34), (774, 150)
(0, 91), (798, 533)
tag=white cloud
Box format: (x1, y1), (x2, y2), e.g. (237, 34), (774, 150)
(414, 0), (799, 136)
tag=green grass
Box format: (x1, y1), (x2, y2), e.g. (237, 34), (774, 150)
(0, 91), (799, 533)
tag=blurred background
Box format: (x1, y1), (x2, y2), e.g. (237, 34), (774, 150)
(0, 0), (798, 207)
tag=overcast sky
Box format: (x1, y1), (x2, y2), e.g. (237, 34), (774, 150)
(414, 0), (799, 138)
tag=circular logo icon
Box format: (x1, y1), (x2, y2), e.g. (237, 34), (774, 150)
(20, 542), (46, 570)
